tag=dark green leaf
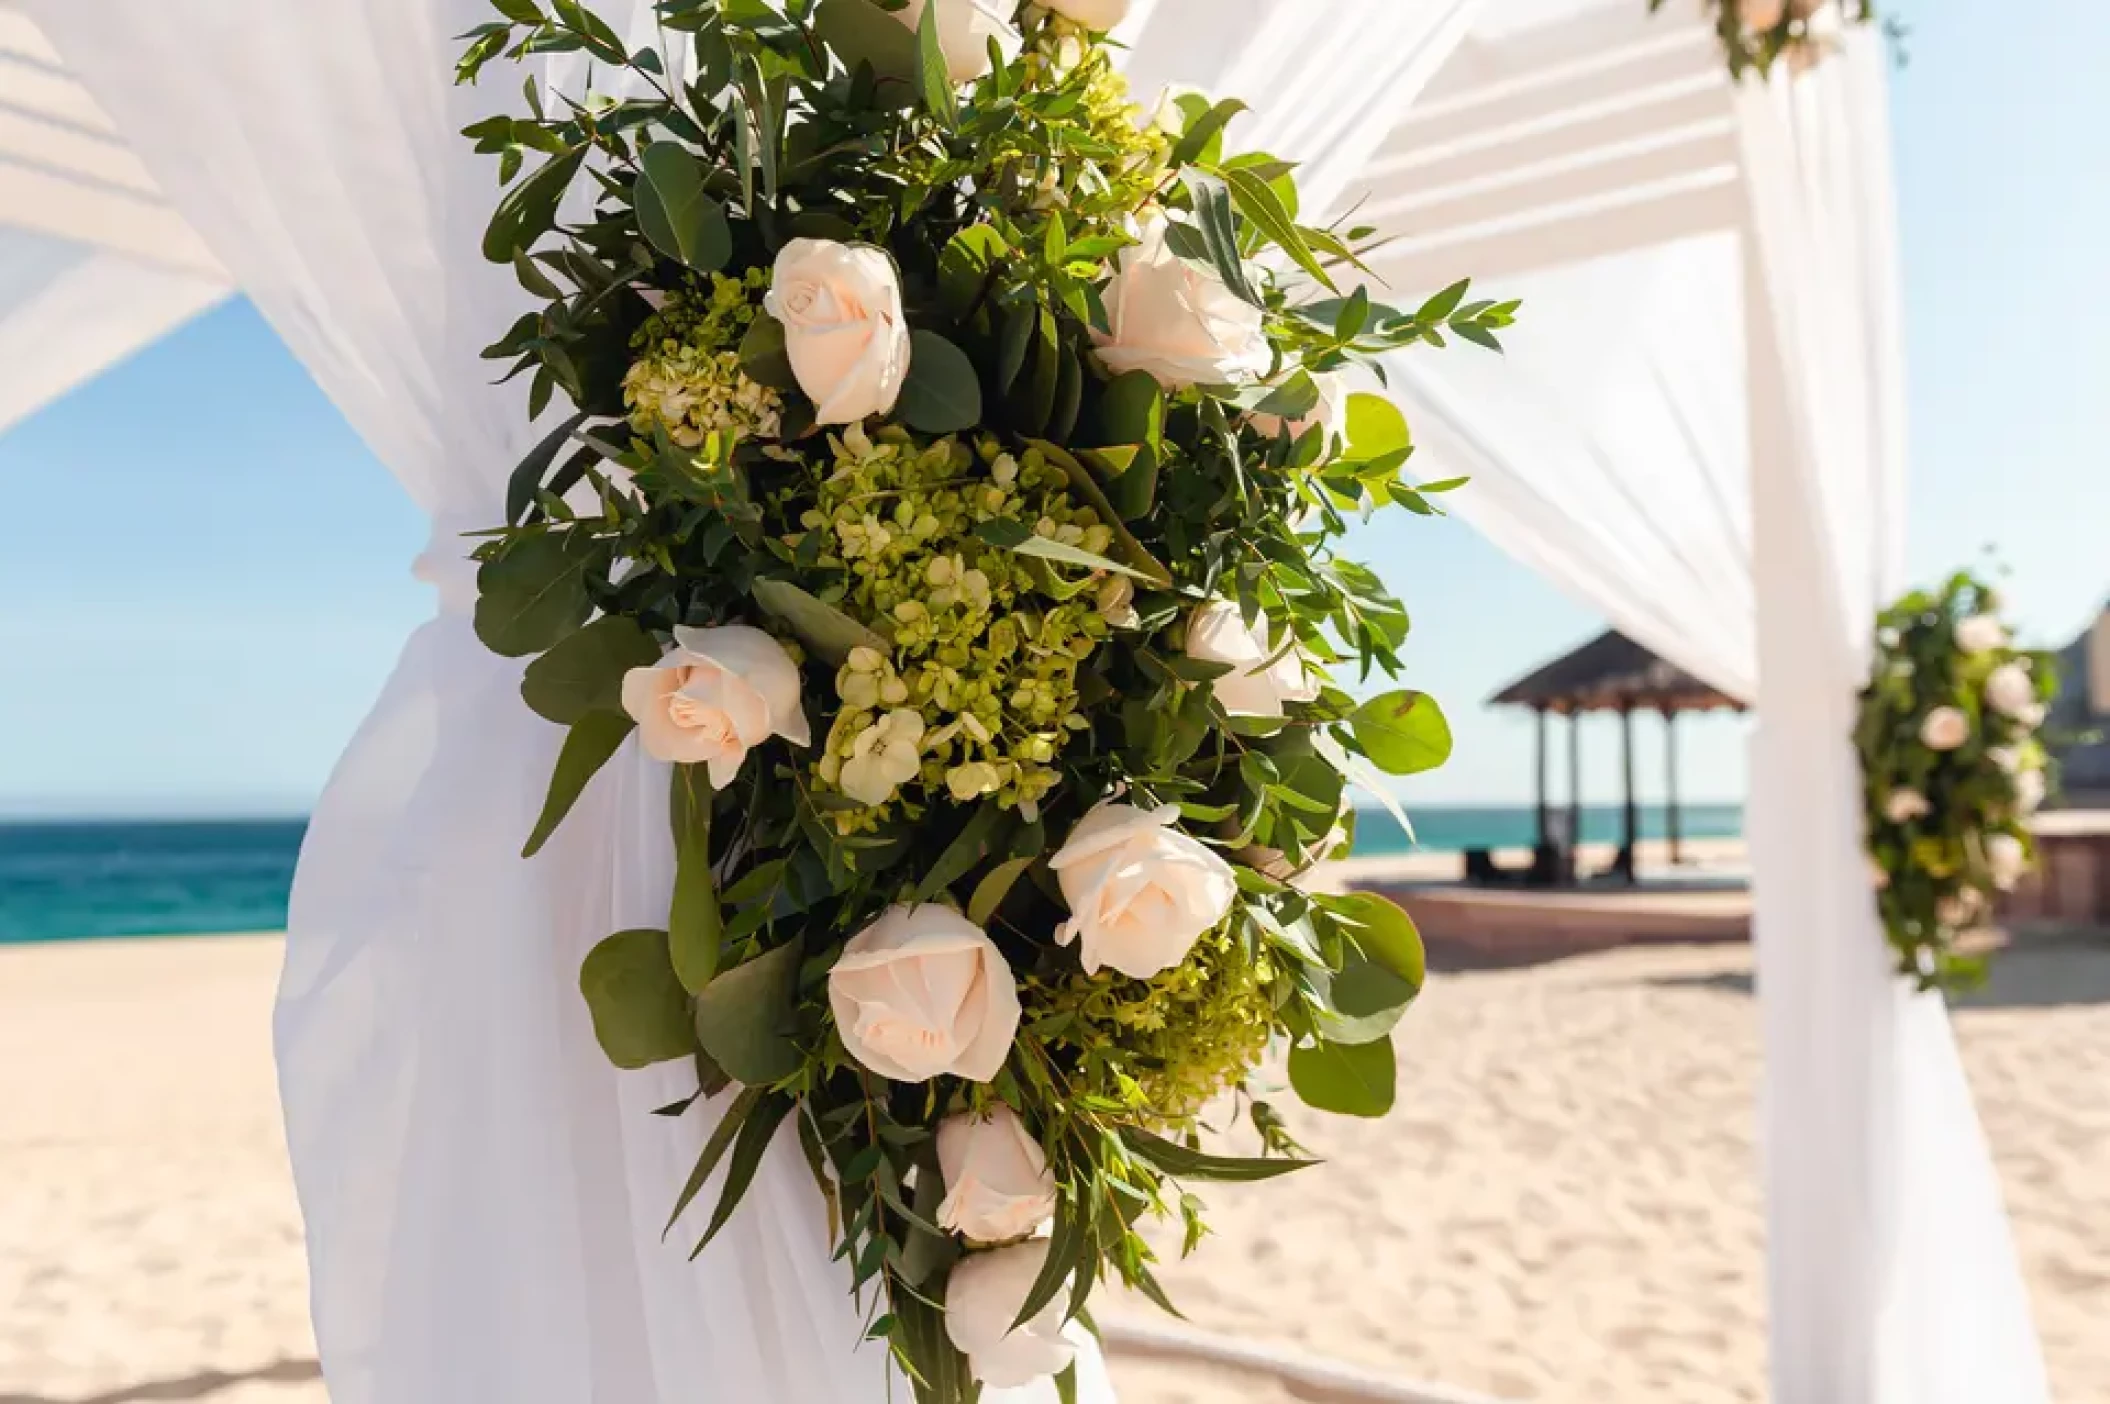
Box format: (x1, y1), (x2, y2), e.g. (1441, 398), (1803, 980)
(523, 711), (634, 857)
(664, 1085), (765, 1235)
(967, 856), (1034, 926)
(521, 615), (661, 724)
(813, 0), (922, 87)
(897, 330), (983, 433)
(1012, 1199), (1084, 1330)
(636, 142), (732, 271)
(482, 144), (585, 262)
(752, 578), (890, 665)
(738, 313), (800, 392)
(578, 928), (697, 1070)
(1317, 892), (1425, 1045)
(669, 766), (722, 994)
(913, 803), (1007, 903)
(1119, 1125), (1318, 1181)
(937, 225), (1009, 321)
(1097, 370), (1163, 447)
(1168, 96), (1247, 167)
(1289, 1037), (1396, 1118)
(1024, 439), (1173, 585)
(997, 297), (1036, 394)
(490, 0), (546, 22)
(504, 409), (591, 524)
(1350, 690), (1453, 775)
(692, 939), (805, 1084)
(474, 531), (600, 657)
(691, 1093), (795, 1256)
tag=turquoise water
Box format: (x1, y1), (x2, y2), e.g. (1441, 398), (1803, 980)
(0, 804), (1742, 945)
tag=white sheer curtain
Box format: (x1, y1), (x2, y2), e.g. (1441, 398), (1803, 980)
(1378, 27), (2047, 1404)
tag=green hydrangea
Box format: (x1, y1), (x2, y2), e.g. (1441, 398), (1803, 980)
(1035, 924), (1279, 1126)
(798, 427), (1114, 829)
(622, 270), (782, 448)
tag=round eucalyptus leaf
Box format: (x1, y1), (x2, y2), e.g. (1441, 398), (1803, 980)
(579, 929), (697, 1070)
(1288, 1036), (1397, 1118)
(1350, 690), (1454, 776)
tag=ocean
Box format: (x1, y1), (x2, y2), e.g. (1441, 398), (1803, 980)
(0, 804), (1742, 945)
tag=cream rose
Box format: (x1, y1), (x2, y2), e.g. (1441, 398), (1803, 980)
(762, 239), (911, 425)
(1954, 614), (2007, 654)
(1185, 600), (1321, 718)
(1248, 370), (1350, 448)
(1041, 0), (1130, 29)
(1986, 833), (2029, 891)
(620, 625), (810, 786)
(945, 1240), (1078, 1388)
(2012, 768), (2047, 815)
(937, 1106), (1057, 1243)
(889, 0), (1020, 84)
(1050, 802), (1237, 979)
(1919, 706), (1970, 752)
(1937, 890), (1982, 929)
(1984, 662), (2037, 720)
(1883, 788), (1930, 825)
(828, 905), (1019, 1083)
(1090, 215), (1271, 389)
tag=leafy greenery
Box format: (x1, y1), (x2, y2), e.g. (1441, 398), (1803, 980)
(1647, 0), (1886, 80)
(1857, 570), (2058, 993)
(456, 1), (1508, 1394)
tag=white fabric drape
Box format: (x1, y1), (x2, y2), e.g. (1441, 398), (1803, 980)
(1378, 26), (2047, 1404)
(1736, 34), (2049, 1404)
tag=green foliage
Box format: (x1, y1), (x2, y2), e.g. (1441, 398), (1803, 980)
(1650, 0), (1886, 81)
(579, 928), (699, 1069)
(1858, 569), (2058, 993)
(455, 2), (1515, 1390)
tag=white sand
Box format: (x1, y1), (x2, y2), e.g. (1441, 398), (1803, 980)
(3, 931), (2106, 1403)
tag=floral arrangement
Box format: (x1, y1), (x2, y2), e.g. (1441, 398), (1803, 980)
(1648, 0), (1879, 78)
(1857, 572), (2058, 992)
(456, 0), (1511, 1394)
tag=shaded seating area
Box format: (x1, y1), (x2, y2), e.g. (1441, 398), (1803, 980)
(1478, 630), (1745, 887)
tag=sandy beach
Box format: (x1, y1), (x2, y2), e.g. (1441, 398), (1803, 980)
(4, 926), (2107, 1404)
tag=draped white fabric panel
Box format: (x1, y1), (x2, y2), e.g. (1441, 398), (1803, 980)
(1736, 33), (2049, 1404)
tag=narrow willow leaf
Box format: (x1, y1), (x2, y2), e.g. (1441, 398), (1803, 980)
(1049, 348), (1083, 443)
(1022, 440), (1173, 585)
(967, 855), (1034, 926)
(913, 803), (1007, 903)
(669, 766), (722, 994)
(1289, 1037), (1397, 1118)
(751, 578), (890, 665)
(915, 0), (958, 127)
(1117, 1125), (1318, 1181)
(1168, 96), (1247, 167)
(1055, 1365), (1078, 1404)
(897, 330), (983, 433)
(523, 711), (634, 858)
(578, 928), (696, 1070)
(635, 142), (732, 271)
(1217, 164), (1335, 292)
(691, 1093), (794, 1257)
(1177, 170), (1259, 306)
(973, 519), (1157, 584)
(504, 409), (590, 524)
(521, 614), (660, 724)
(1011, 1199), (1083, 1329)
(482, 144), (585, 262)
(997, 297), (1035, 394)
(692, 938), (804, 1084)
(663, 1085), (765, 1237)
(1350, 690), (1453, 776)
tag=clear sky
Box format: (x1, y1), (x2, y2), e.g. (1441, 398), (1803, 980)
(1, 0), (2104, 819)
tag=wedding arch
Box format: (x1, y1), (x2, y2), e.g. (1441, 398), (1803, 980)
(2, 0), (2047, 1399)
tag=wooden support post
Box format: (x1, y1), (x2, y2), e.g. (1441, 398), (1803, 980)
(1663, 708), (1683, 866)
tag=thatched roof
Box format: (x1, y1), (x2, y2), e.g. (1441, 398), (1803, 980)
(1490, 630), (1744, 716)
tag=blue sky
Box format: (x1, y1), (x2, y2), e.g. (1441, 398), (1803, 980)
(1, 0), (2105, 819)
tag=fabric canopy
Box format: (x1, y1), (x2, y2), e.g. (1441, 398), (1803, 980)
(0, 4), (229, 433)
(13, 1), (2051, 1401)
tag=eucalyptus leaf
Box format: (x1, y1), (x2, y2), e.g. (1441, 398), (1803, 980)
(474, 531), (601, 657)
(1118, 1125), (1317, 1181)
(692, 939), (804, 1084)
(521, 614), (661, 724)
(813, 0), (921, 88)
(1343, 392), (1410, 464)
(1024, 439), (1173, 585)
(1288, 1036), (1396, 1118)
(1217, 164), (1335, 291)
(664, 1085), (765, 1236)
(578, 927), (697, 1070)
(974, 518), (1156, 583)
(523, 711), (634, 858)
(1351, 690), (1453, 775)
(967, 856), (1034, 925)
(738, 314), (800, 392)
(1097, 370), (1163, 447)
(896, 330), (982, 433)
(914, 0), (958, 127)
(752, 578), (890, 665)
(938, 225), (1009, 321)
(504, 409), (591, 524)
(691, 1093), (794, 1257)
(635, 142), (732, 271)
(669, 766), (722, 994)
(482, 144), (585, 262)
